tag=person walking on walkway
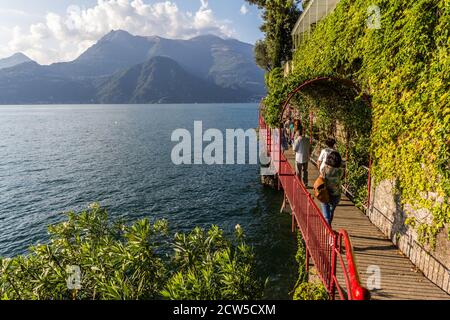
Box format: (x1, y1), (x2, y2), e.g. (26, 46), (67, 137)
(289, 120), (295, 145)
(320, 150), (343, 225)
(284, 119), (291, 146)
(282, 122), (289, 150)
(293, 127), (311, 187)
(317, 138), (336, 173)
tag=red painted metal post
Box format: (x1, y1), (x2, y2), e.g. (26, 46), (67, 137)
(279, 128), (282, 180)
(292, 210), (295, 233)
(292, 176), (295, 218)
(330, 233), (338, 300)
(305, 247), (310, 274)
(306, 198), (310, 245)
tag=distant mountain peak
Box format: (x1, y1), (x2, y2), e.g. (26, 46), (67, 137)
(12, 52), (30, 59)
(2, 52), (32, 61)
(0, 52), (33, 70)
(189, 34), (250, 46)
(146, 35), (163, 42)
(101, 29), (134, 42)
(190, 34), (224, 42)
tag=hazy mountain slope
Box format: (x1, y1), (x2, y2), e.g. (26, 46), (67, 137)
(0, 62), (96, 104)
(52, 30), (155, 78)
(96, 56), (250, 104)
(144, 35), (266, 96)
(0, 53), (33, 70)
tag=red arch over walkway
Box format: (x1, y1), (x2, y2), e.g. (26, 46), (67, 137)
(279, 76), (371, 125)
(267, 77), (373, 300)
(277, 76), (373, 210)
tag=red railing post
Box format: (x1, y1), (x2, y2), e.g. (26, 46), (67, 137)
(292, 209), (295, 233)
(292, 176), (296, 222)
(305, 247), (310, 274)
(278, 128), (282, 179)
(306, 197), (310, 245)
(330, 232), (338, 300)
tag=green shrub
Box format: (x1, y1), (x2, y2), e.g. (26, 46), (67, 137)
(293, 282), (328, 301)
(162, 225), (266, 300)
(292, 232), (328, 300)
(0, 205), (265, 300)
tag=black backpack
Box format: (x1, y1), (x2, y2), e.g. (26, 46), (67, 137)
(325, 151), (342, 168)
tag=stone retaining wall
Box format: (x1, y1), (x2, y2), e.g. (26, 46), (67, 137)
(368, 179), (450, 294)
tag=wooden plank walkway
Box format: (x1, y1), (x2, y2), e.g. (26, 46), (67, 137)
(284, 150), (450, 300)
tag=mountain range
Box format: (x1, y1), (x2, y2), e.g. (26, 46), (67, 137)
(0, 31), (265, 104)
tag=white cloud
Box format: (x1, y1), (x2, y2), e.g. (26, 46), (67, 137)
(0, 8), (40, 18)
(240, 4), (249, 15)
(6, 0), (235, 65)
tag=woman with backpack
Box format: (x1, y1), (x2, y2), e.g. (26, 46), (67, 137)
(317, 138), (336, 172)
(317, 150), (343, 225)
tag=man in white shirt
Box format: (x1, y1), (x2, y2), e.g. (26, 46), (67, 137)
(293, 128), (311, 186)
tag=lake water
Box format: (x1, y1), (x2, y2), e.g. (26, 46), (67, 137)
(0, 104), (297, 299)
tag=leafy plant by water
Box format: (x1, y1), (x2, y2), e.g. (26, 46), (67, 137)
(0, 204), (265, 300)
(292, 233), (328, 301)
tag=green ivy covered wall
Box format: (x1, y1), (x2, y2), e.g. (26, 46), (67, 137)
(263, 0), (449, 245)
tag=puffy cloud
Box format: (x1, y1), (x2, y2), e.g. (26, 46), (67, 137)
(240, 4), (249, 15)
(6, 0), (235, 65)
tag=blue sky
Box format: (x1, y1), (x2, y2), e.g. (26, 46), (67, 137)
(0, 0), (264, 64)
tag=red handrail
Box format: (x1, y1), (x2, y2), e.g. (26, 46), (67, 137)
(336, 230), (371, 300)
(259, 113), (369, 300)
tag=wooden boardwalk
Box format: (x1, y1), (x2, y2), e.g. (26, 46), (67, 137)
(284, 150), (450, 300)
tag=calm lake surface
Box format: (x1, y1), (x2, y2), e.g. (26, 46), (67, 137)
(0, 104), (297, 299)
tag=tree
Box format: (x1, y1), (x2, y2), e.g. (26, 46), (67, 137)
(254, 40), (272, 70)
(246, 0), (302, 68)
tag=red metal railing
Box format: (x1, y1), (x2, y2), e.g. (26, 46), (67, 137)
(259, 114), (369, 300)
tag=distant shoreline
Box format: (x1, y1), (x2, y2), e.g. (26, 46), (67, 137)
(0, 102), (261, 107)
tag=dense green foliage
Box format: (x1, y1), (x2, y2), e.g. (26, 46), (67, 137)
(254, 40), (272, 71)
(293, 282), (329, 300)
(246, 0), (301, 69)
(162, 225), (265, 300)
(262, 0), (450, 245)
(0, 205), (265, 300)
(292, 233), (328, 300)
